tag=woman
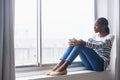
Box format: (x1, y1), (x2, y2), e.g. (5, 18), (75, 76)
(47, 17), (115, 76)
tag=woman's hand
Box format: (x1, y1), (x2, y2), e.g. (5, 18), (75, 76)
(68, 38), (86, 46)
(68, 38), (80, 46)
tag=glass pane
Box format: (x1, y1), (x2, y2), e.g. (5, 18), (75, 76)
(42, 0), (95, 64)
(14, 0), (37, 66)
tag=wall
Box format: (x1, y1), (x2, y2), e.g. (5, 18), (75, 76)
(107, 0), (116, 79)
(95, 0), (108, 18)
(108, 0), (118, 80)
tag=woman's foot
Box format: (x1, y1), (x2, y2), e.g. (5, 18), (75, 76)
(55, 61), (70, 72)
(49, 61), (70, 76)
(49, 69), (67, 76)
(46, 65), (60, 75)
(55, 66), (67, 72)
(46, 60), (65, 75)
(49, 65), (67, 76)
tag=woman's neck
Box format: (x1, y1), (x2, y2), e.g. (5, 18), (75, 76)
(99, 32), (108, 38)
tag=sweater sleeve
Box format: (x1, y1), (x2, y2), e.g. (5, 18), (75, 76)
(86, 35), (115, 49)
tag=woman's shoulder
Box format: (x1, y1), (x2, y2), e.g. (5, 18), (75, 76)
(105, 34), (115, 44)
(106, 34), (115, 39)
(91, 33), (115, 41)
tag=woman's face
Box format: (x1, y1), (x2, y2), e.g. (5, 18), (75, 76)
(94, 21), (103, 33)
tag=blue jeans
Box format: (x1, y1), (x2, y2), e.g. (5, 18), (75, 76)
(60, 45), (104, 71)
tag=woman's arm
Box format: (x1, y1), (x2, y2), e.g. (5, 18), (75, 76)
(85, 39), (111, 49)
(68, 35), (114, 49)
(83, 35), (114, 49)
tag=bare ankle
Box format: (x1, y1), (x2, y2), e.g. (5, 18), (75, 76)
(55, 67), (67, 72)
(52, 65), (60, 71)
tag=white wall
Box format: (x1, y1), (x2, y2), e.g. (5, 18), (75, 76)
(107, 0), (115, 79)
(108, 0), (118, 80)
(96, 0), (118, 80)
(95, 0), (108, 18)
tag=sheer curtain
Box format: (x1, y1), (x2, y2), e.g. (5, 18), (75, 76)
(0, 0), (15, 80)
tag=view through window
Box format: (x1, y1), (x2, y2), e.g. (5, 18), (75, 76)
(15, 0), (37, 66)
(42, 0), (95, 64)
(15, 0), (95, 66)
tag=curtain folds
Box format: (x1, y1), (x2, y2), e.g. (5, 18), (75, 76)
(0, 0), (15, 80)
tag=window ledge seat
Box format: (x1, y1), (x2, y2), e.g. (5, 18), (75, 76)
(16, 67), (111, 80)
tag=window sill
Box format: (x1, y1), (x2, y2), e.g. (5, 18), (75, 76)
(16, 67), (86, 79)
(16, 67), (111, 80)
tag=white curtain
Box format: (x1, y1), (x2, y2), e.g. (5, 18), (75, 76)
(0, 0), (15, 80)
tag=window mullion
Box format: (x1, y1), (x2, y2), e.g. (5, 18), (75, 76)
(37, 0), (42, 67)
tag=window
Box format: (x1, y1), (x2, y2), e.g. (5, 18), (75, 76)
(15, 0), (37, 66)
(15, 0), (95, 67)
(42, 0), (95, 64)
